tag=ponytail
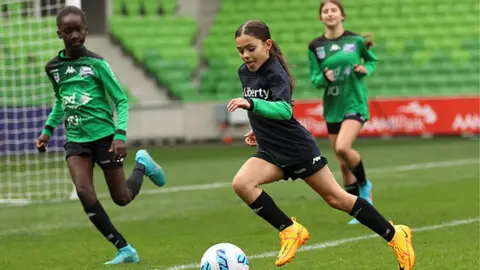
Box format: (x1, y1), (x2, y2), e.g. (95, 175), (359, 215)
(269, 40), (295, 93)
(362, 32), (374, 49)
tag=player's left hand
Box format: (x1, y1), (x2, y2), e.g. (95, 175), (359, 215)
(227, 98), (251, 112)
(109, 140), (127, 161)
(354, 64), (367, 74)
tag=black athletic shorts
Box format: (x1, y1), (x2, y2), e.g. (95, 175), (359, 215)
(254, 151), (328, 181)
(326, 113), (367, 135)
(64, 134), (123, 170)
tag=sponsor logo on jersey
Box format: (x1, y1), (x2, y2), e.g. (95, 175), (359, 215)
(79, 93), (93, 105)
(63, 92), (92, 109)
(243, 87), (270, 100)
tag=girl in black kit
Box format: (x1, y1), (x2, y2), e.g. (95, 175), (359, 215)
(226, 20), (415, 269)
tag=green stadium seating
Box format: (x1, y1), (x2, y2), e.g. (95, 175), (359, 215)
(1, 0), (479, 104)
(198, 0), (479, 100)
(108, 0), (199, 100)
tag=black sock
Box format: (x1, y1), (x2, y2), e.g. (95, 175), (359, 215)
(349, 197), (395, 242)
(249, 191), (293, 231)
(344, 183), (359, 196)
(350, 160), (367, 186)
(84, 200), (128, 249)
(126, 163), (145, 199)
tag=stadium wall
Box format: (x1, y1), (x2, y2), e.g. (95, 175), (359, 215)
(2, 96), (478, 155)
(124, 96), (479, 144)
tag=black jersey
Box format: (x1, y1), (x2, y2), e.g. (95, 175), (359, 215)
(238, 57), (320, 166)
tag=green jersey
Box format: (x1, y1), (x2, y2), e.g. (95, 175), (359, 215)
(42, 47), (129, 143)
(308, 31), (377, 123)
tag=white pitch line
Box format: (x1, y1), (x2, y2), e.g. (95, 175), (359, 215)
(0, 158), (477, 237)
(162, 217), (480, 270)
(97, 158), (479, 200)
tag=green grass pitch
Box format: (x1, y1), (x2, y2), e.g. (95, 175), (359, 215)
(0, 137), (478, 269)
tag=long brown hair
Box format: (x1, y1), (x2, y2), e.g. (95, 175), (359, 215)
(319, 0), (374, 49)
(235, 20), (295, 92)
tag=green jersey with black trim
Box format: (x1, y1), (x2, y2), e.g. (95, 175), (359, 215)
(42, 47), (129, 143)
(308, 31), (377, 123)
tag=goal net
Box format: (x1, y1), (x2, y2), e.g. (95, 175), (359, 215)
(0, 0), (75, 205)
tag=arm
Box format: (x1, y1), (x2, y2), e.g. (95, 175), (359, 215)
(245, 72), (293, 120)
(308, 49), (327, 88)
(247, 99), (292, 120)
(97, 60), (129, 141)
(360, 40), (378, 76)
(42, 69), (64, 137)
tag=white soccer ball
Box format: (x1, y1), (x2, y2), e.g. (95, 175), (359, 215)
(200, 243), (250, 270)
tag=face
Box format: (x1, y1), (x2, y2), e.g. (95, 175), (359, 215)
(320, 2), (344, 28)
(235, 34), (272, 72)
(57, 13), (88, 52)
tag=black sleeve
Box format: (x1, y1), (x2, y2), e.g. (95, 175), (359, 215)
(267, 72), (291, 103)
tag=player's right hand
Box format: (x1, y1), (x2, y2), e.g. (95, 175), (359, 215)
(36, 134), (50, 152)
(244, 130), (257, 147)
(323, 68), (334, 82)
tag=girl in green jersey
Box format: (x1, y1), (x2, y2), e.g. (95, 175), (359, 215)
(35, 6), (165, 265)
(308, 0), (376, 225)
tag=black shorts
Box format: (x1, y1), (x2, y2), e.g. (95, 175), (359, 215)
(326, 113), (366, 135)
(254, 151), (328, 181)
(64, 134), (123, 170)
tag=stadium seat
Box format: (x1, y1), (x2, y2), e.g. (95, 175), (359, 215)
(109, 8), (199, 100)
(2, 0), (478, 104)
(196, 0), (479, 100)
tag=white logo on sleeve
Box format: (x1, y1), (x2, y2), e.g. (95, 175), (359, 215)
(50, 69), (60, 83)
(104, 61), (116, 77)
(316, 46), (325, 59)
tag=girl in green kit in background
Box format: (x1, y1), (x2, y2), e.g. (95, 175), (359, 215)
(308, 0), (376, 225)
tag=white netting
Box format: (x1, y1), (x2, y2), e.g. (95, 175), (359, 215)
(0, 0), (73, 204)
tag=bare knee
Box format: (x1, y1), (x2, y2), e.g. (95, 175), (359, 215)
(335, 144), (351, 159)
(323, 191), (352, 212)
(112, 195), (131, 207)
(232, 176), (256, 196)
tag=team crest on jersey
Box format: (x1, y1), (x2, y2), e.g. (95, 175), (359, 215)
(343, 43), (356, 53)
(315, 46), (325, 59)
(79, 66), (95, 78)
(50, 69), (60, 83)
